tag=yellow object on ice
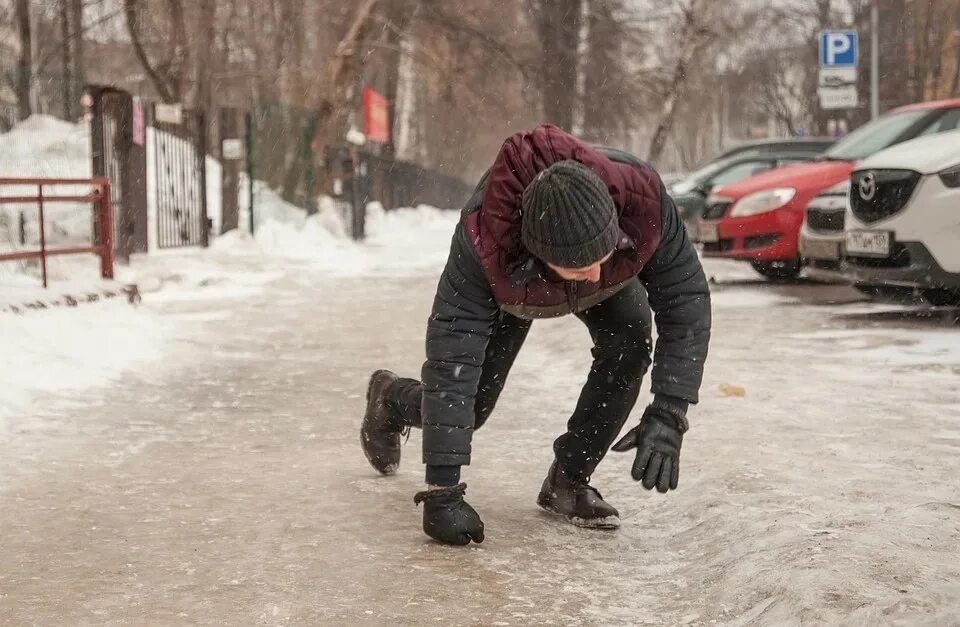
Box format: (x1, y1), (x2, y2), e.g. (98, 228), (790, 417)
(719, 383), (746, 398)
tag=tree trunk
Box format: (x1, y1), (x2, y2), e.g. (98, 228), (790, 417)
(952, 35), (960, 96)
(808, 0), (832, 135)
(581, 0), (629, 143)
(308, 0), (380, 157)
(166, 0), (188, 101)
(647, 0), (711, 164)
(70, 0), (85, 115)
(60, 0), (74, 119)
(382, 0), (415, 156)
(124, 0), (176, 103)
(15, 0), (32, 121)
(529, 0), (582, 130)
(192, 0), (216, 112)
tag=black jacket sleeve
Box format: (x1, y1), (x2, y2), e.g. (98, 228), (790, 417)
(420, 221), (498, 466)
(638, 183), (712, 404)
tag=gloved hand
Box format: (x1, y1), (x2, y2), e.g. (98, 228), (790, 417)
(413, 483), (484, 545)
(612, 404), (687, 493)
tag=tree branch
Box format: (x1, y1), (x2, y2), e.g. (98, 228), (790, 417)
(123, 0), (175, 102)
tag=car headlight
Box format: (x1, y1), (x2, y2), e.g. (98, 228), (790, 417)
(939, 163), (960, 188)
(728, 188), (796, 217)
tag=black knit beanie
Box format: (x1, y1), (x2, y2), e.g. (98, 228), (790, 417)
(521, 160), (619, 268)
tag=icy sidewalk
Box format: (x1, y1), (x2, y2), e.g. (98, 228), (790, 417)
(1, 249), (959, 624)
(0, 200), (459, 427)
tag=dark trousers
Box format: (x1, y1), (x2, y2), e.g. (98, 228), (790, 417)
(389, 280), (653, 481)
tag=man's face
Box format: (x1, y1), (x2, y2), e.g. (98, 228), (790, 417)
(546, 252), (613, 284)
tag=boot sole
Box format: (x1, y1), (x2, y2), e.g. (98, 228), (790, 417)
(536, 495), (621, 530)
(360, 370), (400, 476)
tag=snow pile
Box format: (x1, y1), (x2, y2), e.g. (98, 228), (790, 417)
(229, 183), (458, 278)
(0, 114), (91, 179)
(0, 115), (94, 251)
(0, 299), (168, 431)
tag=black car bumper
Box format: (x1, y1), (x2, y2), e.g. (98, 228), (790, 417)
(844, 241), (960, 291)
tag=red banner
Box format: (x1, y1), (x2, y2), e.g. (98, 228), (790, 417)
(362, 87), (390, 144)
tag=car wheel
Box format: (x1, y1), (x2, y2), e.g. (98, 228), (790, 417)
(921, 288), (960, 307)
(751, 260), (801, 281)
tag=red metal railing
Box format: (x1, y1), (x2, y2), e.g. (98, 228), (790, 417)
(0, 177), (114, 288)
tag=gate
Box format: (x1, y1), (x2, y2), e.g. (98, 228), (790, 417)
(151, 106), (209, 248)
(88, 86), (147, 261)
(88, 86), (209, 254)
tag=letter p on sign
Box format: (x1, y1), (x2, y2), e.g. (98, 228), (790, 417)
(820, 31), (858, 67)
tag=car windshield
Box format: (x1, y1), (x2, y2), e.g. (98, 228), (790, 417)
(671, 157), (743, 194)
(822, 110), (931, 160)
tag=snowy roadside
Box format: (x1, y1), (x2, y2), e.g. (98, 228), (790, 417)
(0, 197), (458, 431)
(1, 114), (461, 427)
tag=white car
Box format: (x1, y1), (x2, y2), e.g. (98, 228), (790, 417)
(798, 179), (849, 270)
(843, 130), (960, 303)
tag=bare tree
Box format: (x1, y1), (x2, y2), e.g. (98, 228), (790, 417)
(526, 0), (583, 130)
(580, 0), (640, 144)
(123, 0), (189, 103)
(15, 0), (31, 120)
(647, 0), (717, 163)
(307, 0), (379, 163)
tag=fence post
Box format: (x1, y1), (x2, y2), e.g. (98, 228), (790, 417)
(303, 118), (317, 214)
(128, 96), (149, 255)
(197, 109), (210, 248)
(87, 85), (146, 262)
(218, 107), (241, 233)
(244, 110), (255, 235)
(38, 184), (48, 288)
(98, 182), (115, 280)
(349, 146), (366, 241)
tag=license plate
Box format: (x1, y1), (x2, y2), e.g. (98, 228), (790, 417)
(845, 230), (892, 257)
(698, 222), (719, 243)
(801, 237), (840, 260)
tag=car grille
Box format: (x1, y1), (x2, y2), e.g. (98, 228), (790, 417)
(806, 208), (845, 233)
(850, 169), (921, 224)
(703, 239), (734, 253)
(744, 234), (780, 249)
(702, 202), (731, 220)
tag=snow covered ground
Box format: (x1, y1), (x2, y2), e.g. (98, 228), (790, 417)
(3, 115), (960, 624)
(2, 201), (959, 623)
(1, 114), (458, 429)
(0, 190), (457, 429)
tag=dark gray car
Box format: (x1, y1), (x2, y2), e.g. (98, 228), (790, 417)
(670, 145), (833, 223)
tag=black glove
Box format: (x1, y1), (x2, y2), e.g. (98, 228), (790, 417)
(414, 483), (484, 545)
(612, 404), (687, 493)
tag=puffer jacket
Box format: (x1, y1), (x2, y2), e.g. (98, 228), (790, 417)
(420, 125), (711, 467)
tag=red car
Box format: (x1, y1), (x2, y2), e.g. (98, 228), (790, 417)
(697, 98), (960, 279)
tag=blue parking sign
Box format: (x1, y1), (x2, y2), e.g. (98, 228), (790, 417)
(819, 31), (858, 67)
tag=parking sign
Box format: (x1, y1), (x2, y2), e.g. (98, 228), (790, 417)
(819, 31), (858, 67)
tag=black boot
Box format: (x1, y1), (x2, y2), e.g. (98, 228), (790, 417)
(537, 461), (620, 529)
(361, 370), (406, 475)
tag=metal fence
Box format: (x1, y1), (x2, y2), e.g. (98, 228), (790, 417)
(85, 90), (472, 250)
(246, 101), (473, 239)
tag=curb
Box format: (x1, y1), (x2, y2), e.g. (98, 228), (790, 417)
(1, 284), (141, 314)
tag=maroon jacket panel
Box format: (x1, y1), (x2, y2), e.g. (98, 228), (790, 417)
(464, 125), (663, 314)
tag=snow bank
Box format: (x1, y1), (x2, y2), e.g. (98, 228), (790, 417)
(0, 114), (91, 179)
(0, 299), (168, 432)
(229, 182), (458, 278)
(0, 113), (462, 429)
(0, 115), (93, 251)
